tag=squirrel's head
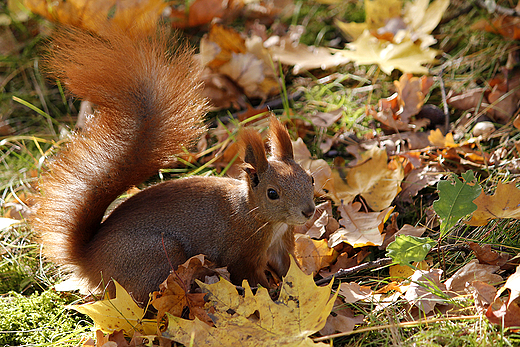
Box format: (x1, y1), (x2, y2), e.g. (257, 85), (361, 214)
(240, 116), (315, 225)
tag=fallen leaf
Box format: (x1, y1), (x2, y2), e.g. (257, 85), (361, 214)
(404, 269), (446, 314)
(444, 259), (502, 294)
(428, 129), (457, 147)
(467, 242), (511, 267)
(467, 180), (520, 226)
(331, 146), (404, 211)
(338, 282), (373, 303)
(389, 260), (429, 280)
(381, 224), (426, 249)
(163, 257), (337, 346)
(399, 164), (444, 204)
(386, 235), (436, 266)
(433, 170), (482, 237)
(319, 305), (364, 335)
(294, 234), (336, 275)
(334, 30), (439, 75)
(69, 281), (157, 335)
(293, 138), (336, 197)
(294, 201), (340, 239)
(486, 265), (520, 328)
(328, 202), (393, 248)
(468, 280), (497, 313)
(269, 43), (351, 74)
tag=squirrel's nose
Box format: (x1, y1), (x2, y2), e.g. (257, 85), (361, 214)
(302, 206), (315, 219)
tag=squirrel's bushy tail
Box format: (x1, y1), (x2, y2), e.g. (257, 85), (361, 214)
(34, 26), (207, 269)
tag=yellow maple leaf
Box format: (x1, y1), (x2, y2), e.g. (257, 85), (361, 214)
(467, 181), (520, 226)
(331, 146), (404, 211)
(334, 31), (438, 75)
(335, 0), (403, 40)
(328, 202), (394, 248)
(163, 257), (337, 346)
(68, 281), (156, 335)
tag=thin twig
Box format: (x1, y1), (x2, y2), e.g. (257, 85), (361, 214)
(313, 315), (481, 342)
(314, 258), (393, 286)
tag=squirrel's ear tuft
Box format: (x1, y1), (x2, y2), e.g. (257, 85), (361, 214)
(240, 128), (268, 174)
(269, 116), (294, 161)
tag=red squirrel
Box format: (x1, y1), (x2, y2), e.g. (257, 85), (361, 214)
(33, 26), (316, 303)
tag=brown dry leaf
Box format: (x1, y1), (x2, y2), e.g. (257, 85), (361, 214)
(467, 242), (511, 267)
(295, 201), (339, 239)
(331, 146), (404, 211)
(200, 24), (278, 100)
(399, 164), (444, 204)
(169, 0), (241, 28)
(472, 14), (520, 40)
(468, 280), (497, 314)
(404, 269), (446, 314)
(294, 234), (336, 275)
(328, 202), (393, 248)
(338, 282), (373, 303)
(320, 249), (370, 277)
(151, 255), (226, 324)
(293, 138), (336, 197)
(319, 304), (364, 335)
(486, 265), (520, 328)
(467, 180), (520, 226)
(24, 0), (166, 35)
(444, 259), (502, 294)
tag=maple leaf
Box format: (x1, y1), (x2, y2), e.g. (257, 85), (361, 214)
(68, 281), (156, 335)
(328, 201), (393, 248)
(466, 180), (520, 226)
(331, 146), (404, 211)
(334, 31), (438, 75)
(162, 257), (337, 346)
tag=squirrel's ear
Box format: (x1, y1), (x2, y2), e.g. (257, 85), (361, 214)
(269, 116), (294, 161)
(240, 128), (268, 174)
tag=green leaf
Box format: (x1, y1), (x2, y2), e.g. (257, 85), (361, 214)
(433, 170), (482, 238)
(386, 235), (436, 266)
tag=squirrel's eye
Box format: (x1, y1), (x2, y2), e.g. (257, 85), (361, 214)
(267, 188), (279, 200)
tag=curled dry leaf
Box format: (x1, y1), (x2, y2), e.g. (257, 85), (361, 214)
(294, 234), (336, 276)
(151, 255), (225, 324)
(468, 280), (497, 314)
(467, 242), (511, 267)
(444, 259), (502, 294)
(328, 201), (393, 248)
(338, 282), (373, 303)
(486, 265), (520, 328)
(398, 164), (444, 204)
(331, 146), (404, 211)
(404, 269), (446, 314)
(24, 0), (166, 35)
(380, 224), (426, 250)
(199, 24), (278, 101)
(292, 138), (336, 197)
(294, 201), (340, 239)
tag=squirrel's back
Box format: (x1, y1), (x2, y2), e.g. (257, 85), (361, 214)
(34, 26), (207, 276)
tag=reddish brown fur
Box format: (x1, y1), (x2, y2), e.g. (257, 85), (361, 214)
(35, 27), (207, 268)
(34, 27), (315, 303)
